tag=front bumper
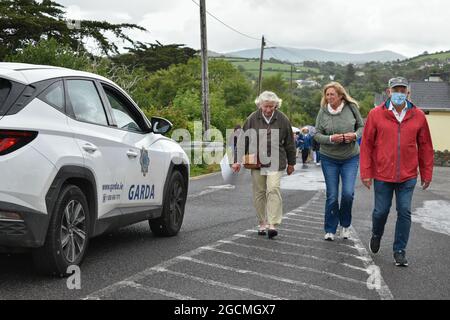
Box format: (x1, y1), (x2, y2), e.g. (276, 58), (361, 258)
(0, 202), (49, 248)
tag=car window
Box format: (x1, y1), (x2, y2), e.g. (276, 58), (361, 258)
(66, 80), (108, 126)
(103, 86), (144, 133)
(0, 78), (12, 110)
(38, 81), (64, 112)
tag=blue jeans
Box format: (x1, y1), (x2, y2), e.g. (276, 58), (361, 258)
(372, 178), (417, 253)
(320, 154), (359, 234)
(315, 151), (321, 163)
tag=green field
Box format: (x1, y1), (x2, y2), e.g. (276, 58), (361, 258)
(409, 51), (450, 63)
(216, 57), (319, 80)
(241, 69), (313, 80)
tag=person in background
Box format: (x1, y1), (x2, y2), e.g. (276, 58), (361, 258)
(314, 82), (364, 241)
(298, 127), (312, 168)
(294, 131), (301, 158)
(360, 77), (434, 267)
(312, 138), (321, 166)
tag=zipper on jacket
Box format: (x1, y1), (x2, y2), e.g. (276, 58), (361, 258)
(396, 122), (401, 181)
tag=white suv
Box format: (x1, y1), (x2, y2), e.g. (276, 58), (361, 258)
(0, 63), (190, 276)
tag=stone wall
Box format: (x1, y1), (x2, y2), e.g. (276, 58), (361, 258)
(435, 150), (450, 167)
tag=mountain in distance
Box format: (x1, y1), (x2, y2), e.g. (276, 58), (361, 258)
(207, 50), (223, 57)
(223, 47), (406, 63)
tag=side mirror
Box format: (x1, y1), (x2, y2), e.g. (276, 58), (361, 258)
(150, 117), (173, 135)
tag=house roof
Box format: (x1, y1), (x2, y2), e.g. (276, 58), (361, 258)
(374, 81), (450, 111)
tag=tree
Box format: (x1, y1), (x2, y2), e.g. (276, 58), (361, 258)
(261, 73), (288, 97)
(359, 94), (375, 118)
(304, 61), (320, 68)
(0, 0), (145, 60)
(112, 41), (198, 73)
(6, 38), (151, 111)
(293, 88), (322, 125)
(5, 38), (91, 70)
(344, 63), (356, 86)
(140, 57), (255, 134)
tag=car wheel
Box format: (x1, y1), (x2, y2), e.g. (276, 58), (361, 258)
(149, 170), (186, 237)
(32, 185), (90, 277)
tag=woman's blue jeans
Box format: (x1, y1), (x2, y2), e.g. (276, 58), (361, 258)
(320, 154), (359, 234)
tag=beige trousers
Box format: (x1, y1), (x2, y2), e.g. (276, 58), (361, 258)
(251, 169), (283, 226)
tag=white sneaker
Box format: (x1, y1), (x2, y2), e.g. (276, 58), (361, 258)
(324, 233), (335, 241)
(341, 227), (350, 239)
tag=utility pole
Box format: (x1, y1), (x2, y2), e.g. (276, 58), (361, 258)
(290, 64), (294, 119)
(200, 0), (210, 140)
(257, 35), (266, 95)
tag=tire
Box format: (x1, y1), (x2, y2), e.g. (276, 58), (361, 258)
(149, 170), (187, 237)
(32, 185), (90, 277)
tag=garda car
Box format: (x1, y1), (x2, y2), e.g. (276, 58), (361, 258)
(0, 63), (189, 275)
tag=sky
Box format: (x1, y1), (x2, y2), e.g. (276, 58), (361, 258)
(57, 0), (450, 58)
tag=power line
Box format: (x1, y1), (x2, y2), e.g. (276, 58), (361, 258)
(190, 0), (260, 41)
(189, 0), (317, 63)
(190, 1), (311, 62)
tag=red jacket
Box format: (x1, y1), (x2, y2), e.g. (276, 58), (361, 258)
(360, 100), (434, 183)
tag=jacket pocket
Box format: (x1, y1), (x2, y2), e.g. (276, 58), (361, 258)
(403, 144), (419, 176)
(375, 147), (391, 174)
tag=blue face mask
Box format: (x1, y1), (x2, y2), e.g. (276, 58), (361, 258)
(391, 92), (407, 106)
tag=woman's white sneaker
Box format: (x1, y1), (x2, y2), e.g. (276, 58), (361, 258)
(324, 233), (335, 241)
(341, 227), (350, 239)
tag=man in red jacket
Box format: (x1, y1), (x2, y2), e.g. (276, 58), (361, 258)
(360, 77), (434, 267)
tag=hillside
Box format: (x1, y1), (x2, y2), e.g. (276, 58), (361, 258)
(220, 57), (319, 80)
(407, 51), (450, 63)
(224, 47), (406, 63)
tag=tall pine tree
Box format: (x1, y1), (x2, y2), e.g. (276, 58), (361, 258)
(0, 0), (145, 60)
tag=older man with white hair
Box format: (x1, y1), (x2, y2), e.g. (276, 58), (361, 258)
(232, 91), (296, 239)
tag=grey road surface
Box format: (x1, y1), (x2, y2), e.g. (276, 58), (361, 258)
(1, 163), (449, 300)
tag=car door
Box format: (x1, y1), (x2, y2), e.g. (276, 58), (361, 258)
(99, 83), (168, 211)
(64, 78), (129, 219)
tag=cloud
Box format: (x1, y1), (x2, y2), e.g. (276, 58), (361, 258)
(56, 0), (450, 57)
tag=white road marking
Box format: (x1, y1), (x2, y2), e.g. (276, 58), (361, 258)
(235, 234), (369, 261)
(282, 221), (324, 231)
(177, 256), (364, 300)
(292, 208), (323, 215)
(84, 250), (200, 300)
(85, 190), (392, 301)
(208, 185), (236, 190)
(218, 240), (368, 273)
(247, 230), (360, 251)
(188, 189), (220, 199)
(276, 227), (321, 237)
(150, 267), (286, 300)
(247, 229), (325, 241)
(201, 246), (367, 286)
(284, 216), (323, 225)
(188, 185), (235, 199)
(348, 226), (394, 300)
(286, 212), (323, 221)
(303, 206), (324, 211)
(120, 281), (198, 300)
